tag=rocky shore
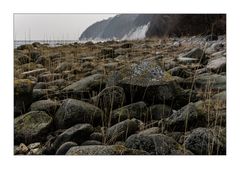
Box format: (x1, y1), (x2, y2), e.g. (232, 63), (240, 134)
(14, 35), (226, 155)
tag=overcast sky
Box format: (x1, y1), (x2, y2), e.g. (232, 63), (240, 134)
(14, 14), (116, 40)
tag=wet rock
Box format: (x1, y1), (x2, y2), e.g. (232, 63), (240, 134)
(106, 119), (140, 144)
(66, 145), (149, 155)
(30, 99), (60, 115)
(112, 101), (148, 123)
(14, 111), (53, 144)
(206, 57), (226, 73)
(184, 127), (226, 155)
(148, 104), (173, 120)
(55, 141), (78, 155)
(14, 79), (34, 117)
(53, 123), (93, 150)
(54, 99), (104, 129)
(125, 133), (193, 155)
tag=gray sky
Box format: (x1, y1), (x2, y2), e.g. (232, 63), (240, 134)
(14, 14), (116, 40)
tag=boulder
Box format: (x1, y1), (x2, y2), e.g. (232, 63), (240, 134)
(160, 102), (207, 132)
(89, 132), (103, 142)
(54, 62), (72, 73)
(30, 99), (60, 115)
(177, 48), (205, 64)
(54, 99), (104, 129)
(106, 119), (140, 144)
(168, 66), (192, 78)
(194, 73), (226, 91)
(55, 142), (78, 155)
(16, 54), (31, 65)
(125, 133), (193, 155)
(206, 57), (226, 73)
(92, 86), (126, 123)
(66, 145), (149, 155)
(14, 79), (34, 117)
(184, 127), (226, 155)
(112, 101), (148, 123)
(62, 74), (105, 99)
(32, 88), (56, 101)
(15, 143), (29, 155)
(38, 73), (62, 82)
(148, 104), (173, 120)
(14, 111), (53, 144)
(183, 73), (226, 92)
(53, 123), (93, 150)
(194, 98), (226, 127)
(101, 48), (115, 58)
(81, 140), (102, 146)
(108, 61), (180, 105)
(138, 127), (160, 136)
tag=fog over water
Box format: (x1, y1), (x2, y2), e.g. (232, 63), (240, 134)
(14, 14), (116, 40)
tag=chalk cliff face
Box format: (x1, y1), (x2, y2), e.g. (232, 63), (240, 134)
(79, 14), (226, 41)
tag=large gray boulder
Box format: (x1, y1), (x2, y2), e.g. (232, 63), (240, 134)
(108, 61), (180, 105)
(66, 145), (149, 155)
(14, 111), (53, 144)
(125, 133), (193, 155)
(54, 99), (104, 129)
(53, 123), (94, 150)
(184, 127), (226, 155)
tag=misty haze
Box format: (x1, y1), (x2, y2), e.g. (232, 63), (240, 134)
(14, 14), (226, 155)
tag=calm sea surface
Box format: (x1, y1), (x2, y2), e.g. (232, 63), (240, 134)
(14, 40), (78, 48)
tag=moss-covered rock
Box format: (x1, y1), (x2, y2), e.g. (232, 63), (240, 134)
(14, 111), (53, 144)
(66, 145), (149, 155)
(54, 99), (104, 129)
(14, 79), (34, 116)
